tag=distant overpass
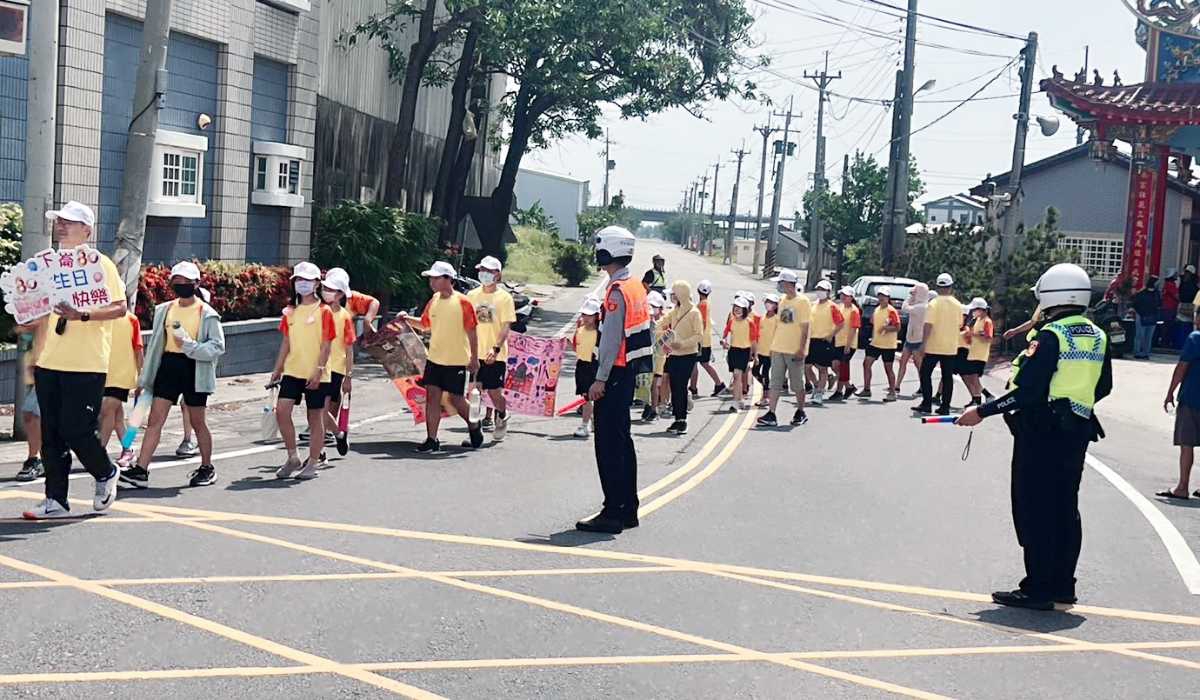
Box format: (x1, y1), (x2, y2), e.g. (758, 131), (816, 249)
(629, 207), (766, 225)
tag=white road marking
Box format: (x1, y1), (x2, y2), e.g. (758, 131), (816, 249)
(1085, 453), (1200, 595)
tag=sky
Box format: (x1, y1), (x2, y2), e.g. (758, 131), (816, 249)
(521, 0), (1150, 218)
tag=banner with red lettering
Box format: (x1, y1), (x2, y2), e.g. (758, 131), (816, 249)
(1125, 166), (1155, 291)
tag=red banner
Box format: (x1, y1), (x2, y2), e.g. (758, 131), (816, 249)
(1126, 166), (1155, 291)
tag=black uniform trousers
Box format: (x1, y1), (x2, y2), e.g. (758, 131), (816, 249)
(918, 353), (955, 408)
(1008, 413), (1089, 600)
(35, 368), (116, 508)
(593, 365), (639, 518)
(665, 354), (698, 420)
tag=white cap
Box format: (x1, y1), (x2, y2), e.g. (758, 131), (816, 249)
(580, 296), (602, 315)
(169, 261), (201, 281)
(476, 256), (502, 272)
(771, 269), (799, 284)
(733, 295), (751, 309)
(697, 280), (712, 295)
(815, 279), (833, 292)
(323, 275), (350, 294)
(764, 293), (781, 304)
(743, 292), (756, 304)
(291, 261), (321, 280)
(421, 261), (457, 278)
(838, 285), (855, 297)
(647, 291), (666, 308)
(936, 273), (954, 288)
(967, 296), (990, 311)
(1188, 265), (1197, 274)
(326, 267), (350, 287)
(876, 286), (892, 298)
(46, 201), (95, 228)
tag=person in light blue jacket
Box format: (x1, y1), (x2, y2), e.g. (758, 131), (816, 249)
(118, 262), (226, 490)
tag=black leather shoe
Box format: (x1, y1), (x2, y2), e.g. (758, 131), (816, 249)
(623, 514), (640, 529)
(991, 589), (1054, 611)
(575, 514), (623, 534)
(1053, 593), (1077, 605)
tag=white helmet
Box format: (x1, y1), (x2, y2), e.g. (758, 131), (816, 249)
(1034, 263), (1092, 310)
(697, 280), (713, 295)
(594, 225), (636, 265)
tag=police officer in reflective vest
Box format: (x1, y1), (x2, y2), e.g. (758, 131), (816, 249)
(648, 255), (668, 295)
(957, 263), (1112, 610)
(577, 226), (654, 534)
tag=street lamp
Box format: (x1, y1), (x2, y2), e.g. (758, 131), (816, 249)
(915, 79), (937, 96)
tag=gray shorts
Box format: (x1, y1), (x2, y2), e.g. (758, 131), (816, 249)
(1176, 404), (1200, 447)
(769, 352), (805, 392)
(21, 385), (39, 417)
(904, 341), (924, 353)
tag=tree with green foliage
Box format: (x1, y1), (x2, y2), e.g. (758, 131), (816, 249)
(513, 201), (559, 233)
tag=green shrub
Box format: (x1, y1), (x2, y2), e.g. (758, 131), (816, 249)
(0, 203), (25, 341)
(552, 238), (594, 287)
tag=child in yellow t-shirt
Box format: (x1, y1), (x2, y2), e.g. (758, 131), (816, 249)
(860, 287), (901, 402)
(754, 294), (779, 408)
(960, 297), (995, 407)
(100, 310), (144, 465)
(321, 273), (358, 458)
(572, 297), (602, 438)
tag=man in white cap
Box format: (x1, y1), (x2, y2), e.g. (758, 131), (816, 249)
(400, 261), (483, 453)
(757, 269), (811, 427)
(23, 202), (129, 520)
(467, 255), (515, 440)
(913, 272), (963, 416)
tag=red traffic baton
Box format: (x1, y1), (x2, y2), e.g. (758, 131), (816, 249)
(921, 416), (958, 425)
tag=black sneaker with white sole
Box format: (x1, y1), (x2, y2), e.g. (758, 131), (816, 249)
(15, 457), (43, 482)
(468, 422), (485, 448)
(756, 412), (778, 427)
(415, 438), (441, 454)
(118, 465), (150, 489)
(791, 410), (809, 426)
(335, 430), (349, 456)
(189, 464), (217, 487)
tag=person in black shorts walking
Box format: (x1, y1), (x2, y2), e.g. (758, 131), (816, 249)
(859, 287), (901, 402)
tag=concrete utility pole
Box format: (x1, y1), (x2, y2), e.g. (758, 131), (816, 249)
(707, 161), (721, 256)
(995, 32), (1040, 325)
(880, 0), (919, 274)
(14, 0), (60, 439)
(805, 52), (841, 290)
(112, 0), (174, 302)
(726, 145), (750, 265)
(697, 173), (710, 252)
(751, 119), (780, 276)
(602, 130), (612, 207)
(766, 96), (796, 277)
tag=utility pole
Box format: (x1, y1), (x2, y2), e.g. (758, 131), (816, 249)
(14, 0), (60, 439)
(697, 173), (710, 252)
(766, 97), (796, 277)
(1076, 46), (1088, 146)
(995, 32), (1040, 324)
(751, 119), (780, 275)
(805, 52), (842, 289)
(602, 130), (613, 207)
(708, 161), (721, 256)
(112, 0), (174, 301)
(880, 0), (919, 274)
(726, 144), (750, 265)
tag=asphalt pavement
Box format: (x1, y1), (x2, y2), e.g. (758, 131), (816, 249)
(1, 239), (1199, 699)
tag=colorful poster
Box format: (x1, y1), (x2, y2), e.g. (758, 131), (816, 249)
(362, 319), (428, 379)
(394, 375), (454, 425)
(46, 245), (113, 310)
(0, 247), (54, 324)
(483, 332), (569, 417)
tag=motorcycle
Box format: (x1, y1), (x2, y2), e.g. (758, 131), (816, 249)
(1089, 299), (1132, 358)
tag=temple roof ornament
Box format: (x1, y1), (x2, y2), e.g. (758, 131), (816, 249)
(1124, 0), (1200, 38)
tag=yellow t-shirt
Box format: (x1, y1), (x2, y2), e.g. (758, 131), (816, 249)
(420, 292), (478, 367)
(726, 317), (754, 349)
(810, 301), (841, 341)
(165, 300), (204, 353)
(871, 305), (901, 350)
(699, 300), (713, 348)
(968, 317), (994, 363)
(328, 306), (357, 376)
(771, 294), (812, 354)
(653, 317), (668, 375)
(574, 325), (598, 362)
(468, 287), (516, 361)
(924, 295), (965, 356)
(105, 313), (143, 390)
(834, 304), (861, 349)
(37, 253), (128, 374)
(758, 314), (778, 355)
(280, 302), (336, 381)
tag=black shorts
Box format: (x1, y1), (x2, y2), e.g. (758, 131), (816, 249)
(575, 359), (597, 396)
(960, 359), (986, 376)
(420, 361), (468, 396)
(727, 346), (752, 372)
(278, 374), (330, 410)
(865, 346), (896, 362)
(103, 387), (130, 402)
(477, 360), (507, 391)
(699, 345), (713, 364)
(153, 352), (210, 407)
(329, 372), (345, 404)
(835, 346), (855, 362)
(808, 339), (836, 367)
(954, 347), (971, 375)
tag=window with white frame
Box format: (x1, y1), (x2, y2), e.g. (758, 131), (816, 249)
(1059, 235), (1124, 280)
(251, 142), (307, 208)
(148, 130), (208, 218)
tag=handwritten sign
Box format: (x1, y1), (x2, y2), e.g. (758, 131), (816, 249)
(0, 247), (53, 324)
(394, 375), (454, 425)
(45, 245), (111, 310)
(483, 332), (569, 417)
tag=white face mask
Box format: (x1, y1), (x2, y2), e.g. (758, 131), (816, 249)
(478, 271), (496, 285)
(295, 280), (317, 296)
(816, 291), (829, 301)
(321, 290), (340, 304)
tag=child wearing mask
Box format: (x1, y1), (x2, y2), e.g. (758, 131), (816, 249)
(753, 294), (779, 408)
(120, 262), (226, 489)
(663, 280), (704, 434)
(270, 262), (336, 478)
(99, 307), (144, 466)
(831, 286), (862, 401)
(640, 291), (668, 422)
(690, 280), (726, 397)
(807, 279), (844, 406)
(722, 295), (759, 412)
(321, 272), (357, 458)
(860, 287), (901, 401)
(573, 297), (602, 438)
(960, 297), (994, 406)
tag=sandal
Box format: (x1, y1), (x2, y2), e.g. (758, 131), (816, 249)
(1157, 490), (1190, 500)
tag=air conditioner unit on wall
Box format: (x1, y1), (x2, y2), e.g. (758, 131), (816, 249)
(0, 0), (30, 57)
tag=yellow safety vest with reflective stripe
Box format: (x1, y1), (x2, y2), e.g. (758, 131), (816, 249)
(1012, 314), (1106, 419)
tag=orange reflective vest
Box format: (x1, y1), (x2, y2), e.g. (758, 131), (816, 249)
(604, 277), (653, 372)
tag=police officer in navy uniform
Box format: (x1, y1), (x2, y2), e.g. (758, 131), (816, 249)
(577, 226), (654, 535)
(957, 263), (1113, 610)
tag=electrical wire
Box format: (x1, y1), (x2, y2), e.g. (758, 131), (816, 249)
(835, 0), (1027, 42)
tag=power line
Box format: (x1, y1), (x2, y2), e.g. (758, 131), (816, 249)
(834, 0), (1027, 41)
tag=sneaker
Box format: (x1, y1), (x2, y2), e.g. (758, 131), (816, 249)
(756, 412), (778, 427)
(468, 422), (485, 448)
(658, 404), (672, 418)
(318, 451), (329, 468)
(493, 413), (508, 441)
(826, 389), (844, 403)
(296, 458), (320, 480)
(116, 448), (136, 469)
(884, 390), (898, 403)
(118, 465), (150, 489)
(641, 405), (657, 422)
(687, 395), (695, 411)
(175, 438), (199, 458)
(936, 406), (952, 417)
(791, 410), (809, 426)
(856, 389), (873, 399)
(689, 386), (699, 398)
(189, 464), (217, 487)
(415, 438), (441, 454)
(22, 498), (71, 520)
(811, 390), (824, 406)
(481, 415), (495, 431)
(740, 401), (751, 412)
(94, 468), (118, 511)
(755, 398), (769, 408)
(574, 424), (590, 439)
(15, 457), (43, 482)
(335, 431), (350, 456)
(274, 456), (302, 479)
(727, 404), (739, 413)
(673, 420), (688, 434)
(911, 403), (933, 415)
(710, 383), (727, 398)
